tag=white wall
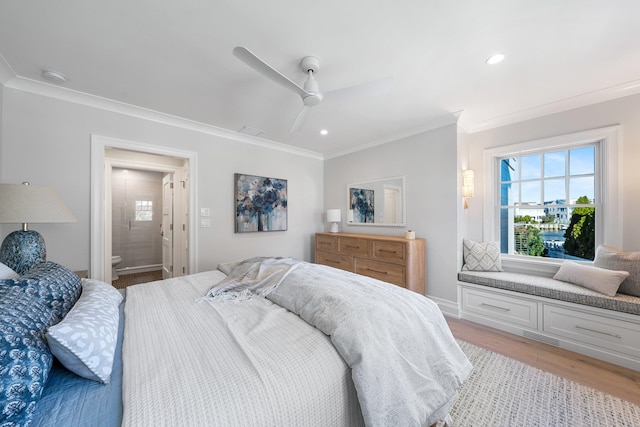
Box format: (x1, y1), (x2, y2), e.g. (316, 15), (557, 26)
(0, 88), (324, 273)
(465, 92), (640, 251)
(324, 124), (460, 302)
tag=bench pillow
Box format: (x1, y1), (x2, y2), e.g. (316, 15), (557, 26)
(461, 239), (503, 272)
(553, 261), (629, 297)
(594, 245), (640, 297)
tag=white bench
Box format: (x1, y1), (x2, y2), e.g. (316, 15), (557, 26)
(457, 271), (640, 371)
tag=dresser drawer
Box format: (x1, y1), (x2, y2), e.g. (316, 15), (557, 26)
(316, 234), (338, 252)
(371, 240), (406, 264)
(356, 259), (405, 286)
(543, 305), (640, 358)
(461, 287), (538, 329)
(316, 251), (354, 271)
(338, 237), (370, 257)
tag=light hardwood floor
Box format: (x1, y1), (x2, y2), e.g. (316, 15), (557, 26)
(446, 316), (640, 406)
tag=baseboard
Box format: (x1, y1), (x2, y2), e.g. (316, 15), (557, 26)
(428, 295), (460, 318)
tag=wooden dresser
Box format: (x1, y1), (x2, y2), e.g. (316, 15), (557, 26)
(315, 232), (426, 295)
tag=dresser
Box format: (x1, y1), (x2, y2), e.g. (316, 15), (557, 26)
(315, 232), (426, 294)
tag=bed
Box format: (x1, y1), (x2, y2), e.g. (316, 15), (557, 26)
(1, 257), (472, 427)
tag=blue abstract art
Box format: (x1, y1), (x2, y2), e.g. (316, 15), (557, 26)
(235, 174), (288, 232)
(350, 188), (375, 223)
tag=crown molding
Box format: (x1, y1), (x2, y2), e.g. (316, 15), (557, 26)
(461, 78), (640, 133)
(3, 76), (324, 160)
(0, 53), (16, 85)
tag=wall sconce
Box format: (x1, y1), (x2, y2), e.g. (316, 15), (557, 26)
(326, 209), (342, 233)
(462, 169), (474, 209)
(0, 182), (77, 274)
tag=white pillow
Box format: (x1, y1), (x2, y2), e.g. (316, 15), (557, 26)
(593, 245), (640, 297)
(553, 261), (629, 297)
(0, 261), (19, 279)
(461, 239), (503, 272)
(46, 278), (123, 383)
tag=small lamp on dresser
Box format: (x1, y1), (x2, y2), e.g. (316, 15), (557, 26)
(327, 209), (341, 233)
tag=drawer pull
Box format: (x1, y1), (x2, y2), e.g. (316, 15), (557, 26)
(346, 245), (360, 249)
(480, 303), (511, 312)
(379, 249), (397, 254)
(365, 268), (387, 275)
(575, 326), (622, 339)
(326, 259), (341, 264)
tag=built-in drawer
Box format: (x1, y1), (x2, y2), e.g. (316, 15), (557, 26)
(316, 234), (338, 252)
(356, 259), (405, 286)
(371, 240), (406, 264)
(461, 287), (538, 329)
(338, 237), (370, 257)
(543, 305), (640, 358)
(315, 251), (354, 272)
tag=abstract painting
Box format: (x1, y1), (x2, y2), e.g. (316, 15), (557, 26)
(350, 188), (375, 223)
(235, 174), (288, 232)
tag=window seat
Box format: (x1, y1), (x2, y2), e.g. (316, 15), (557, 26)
(458, 271), (640, 315)
(457, 271), (640, 371)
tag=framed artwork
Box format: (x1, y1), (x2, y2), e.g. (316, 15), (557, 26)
(350, 188), (375, 223)
(235, 173), (288, 232)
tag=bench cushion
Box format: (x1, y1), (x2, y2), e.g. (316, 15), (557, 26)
(458, 271), (640, 316)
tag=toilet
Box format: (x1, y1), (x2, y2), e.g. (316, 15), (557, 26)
(112, 255), (122, 281)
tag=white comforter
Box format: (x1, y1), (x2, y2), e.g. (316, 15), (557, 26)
(122, 270), (364, 426)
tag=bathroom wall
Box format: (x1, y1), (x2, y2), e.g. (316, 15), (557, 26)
(111, 168), (163, 272)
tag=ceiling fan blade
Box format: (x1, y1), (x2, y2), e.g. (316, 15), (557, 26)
(289, 105), (312, 133)
(233, 46), (309, 98)
(323, 75), (396, 103)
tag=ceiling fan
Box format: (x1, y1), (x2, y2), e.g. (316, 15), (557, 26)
(233, 46), (395, 133)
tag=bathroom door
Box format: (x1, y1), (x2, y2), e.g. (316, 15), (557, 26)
(162, 174), (174, 279)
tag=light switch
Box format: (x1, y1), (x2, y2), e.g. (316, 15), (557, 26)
(200, 218), (210, 228)
(200, 208), (210, 217)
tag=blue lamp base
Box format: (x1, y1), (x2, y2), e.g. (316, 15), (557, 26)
(0, 230), (47, 275)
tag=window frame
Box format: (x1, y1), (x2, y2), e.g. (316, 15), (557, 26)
(482, 126), (621, 274)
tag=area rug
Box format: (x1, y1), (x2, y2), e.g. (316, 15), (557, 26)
(449, 340), (640, 426)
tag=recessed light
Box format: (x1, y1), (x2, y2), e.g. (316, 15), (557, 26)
(320, 129), (328, 135)
(486, 53), (505, 65)
(42, 68), (68, 84)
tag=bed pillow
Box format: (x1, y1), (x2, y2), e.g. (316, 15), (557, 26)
(553, 261), (629, 297)
(0, 261), (19, 279)
(593, 245), (640, 297)
(46, 279), (123, 384)
(0, 286), (55, 426)
(461, 239), (503, 272)
(2, 261), (82, 324)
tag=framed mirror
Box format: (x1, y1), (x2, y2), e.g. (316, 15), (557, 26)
(347, 176), (406, 227)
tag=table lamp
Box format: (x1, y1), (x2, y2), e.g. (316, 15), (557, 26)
(327, 209), (341, 233)
(0, 182), (77, 275)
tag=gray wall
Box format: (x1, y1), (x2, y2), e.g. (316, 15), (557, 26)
(324, 124), (460, 302)
(465, 92), (640, 252)
(0, 88), (324, 273)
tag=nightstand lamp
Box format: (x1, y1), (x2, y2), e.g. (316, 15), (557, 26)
(327, 209), (341, 233)
(0, 182), (77, 275)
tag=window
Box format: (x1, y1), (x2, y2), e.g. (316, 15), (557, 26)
(499, 145), (596, 260)
(483, 126), (621, 268)
(135, 200), (153, 221)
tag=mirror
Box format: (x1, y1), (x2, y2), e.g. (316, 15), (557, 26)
(347, 176), (406, 227)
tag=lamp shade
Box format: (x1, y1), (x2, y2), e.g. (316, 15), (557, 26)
(462, 169), (475, 198)
(327, 209), (341, 222)
(0, 183), (78, 225)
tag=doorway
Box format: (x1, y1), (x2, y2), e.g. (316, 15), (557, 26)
(90, 135), (198, 283)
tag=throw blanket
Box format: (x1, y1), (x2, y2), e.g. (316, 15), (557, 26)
(212, 258), (473, 426)
(200, 257), (301, 301)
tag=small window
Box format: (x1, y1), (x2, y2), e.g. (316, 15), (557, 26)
(135, 200), (153, 221)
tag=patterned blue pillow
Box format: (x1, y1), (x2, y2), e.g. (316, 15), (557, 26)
(0, 287), (55, 427)
(1, 262), (81, 325)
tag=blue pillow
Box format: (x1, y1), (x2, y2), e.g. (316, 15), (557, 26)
(1, 262), (81, 324)
(0, 287), (55, 426)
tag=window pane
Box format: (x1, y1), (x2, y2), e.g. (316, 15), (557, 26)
(501, 158), (518, 181)
(500, 183), (518, 206)
(521, 181), (541, 205)
(544, 151), (565, 178)
(569, 146), (594, 175)
(521, 154), (541, 180)
(569, 177), (595, 202)
(544, 178), (565, 203)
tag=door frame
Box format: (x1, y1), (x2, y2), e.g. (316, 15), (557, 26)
(90, 134), (198, 282)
